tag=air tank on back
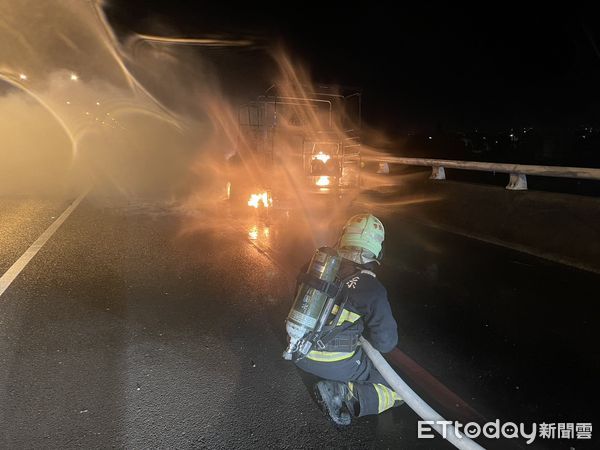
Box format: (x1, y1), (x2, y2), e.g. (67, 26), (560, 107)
(282, 247), (341, 360)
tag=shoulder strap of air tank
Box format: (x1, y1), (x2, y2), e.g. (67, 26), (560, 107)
(296, 272), (340, 298)
(314, 290), (350, 349)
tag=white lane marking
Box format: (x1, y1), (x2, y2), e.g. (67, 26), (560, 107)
(0, 190), (89, 298)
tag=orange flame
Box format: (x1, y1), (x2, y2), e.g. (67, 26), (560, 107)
(315, 176), (330, 186)
(248, 191), (272, 208)
(313, 152), (330, 164)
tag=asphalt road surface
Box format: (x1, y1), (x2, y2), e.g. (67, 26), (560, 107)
(0, 192), (597, 449)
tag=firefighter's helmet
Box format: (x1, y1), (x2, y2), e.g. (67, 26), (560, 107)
(339, 214), (385, 258)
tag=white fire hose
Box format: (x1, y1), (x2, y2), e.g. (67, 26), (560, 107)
(360, 337), (485, 450)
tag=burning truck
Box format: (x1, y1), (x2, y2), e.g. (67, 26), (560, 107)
(228, 84), (363, 210)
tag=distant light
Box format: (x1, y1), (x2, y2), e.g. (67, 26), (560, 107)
(70, 73), (79, 81)
(96, 101), (100, 106)
(66, 101), (71, 105)
(509, 134), (514, 138)
(85, 111), (90, 116)
(428, 136), (432, 140)
(19, 73), (27, 80)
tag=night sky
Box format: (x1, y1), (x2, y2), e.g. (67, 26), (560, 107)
(106, 2), (600, 135)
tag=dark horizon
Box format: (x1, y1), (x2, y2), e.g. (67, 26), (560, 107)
(106, 2), (600, 135)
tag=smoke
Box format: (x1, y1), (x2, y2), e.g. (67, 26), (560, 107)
(0, 91), (73, 195)
(0, 0), (235, 200)
(0, 0), (439, 252)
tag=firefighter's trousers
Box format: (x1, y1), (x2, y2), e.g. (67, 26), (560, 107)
(295, 347), (403, 416)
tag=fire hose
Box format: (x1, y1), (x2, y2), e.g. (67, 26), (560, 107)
(360, 337), (485, 450)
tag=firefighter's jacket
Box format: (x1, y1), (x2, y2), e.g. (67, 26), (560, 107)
(306, 259), (398, 362)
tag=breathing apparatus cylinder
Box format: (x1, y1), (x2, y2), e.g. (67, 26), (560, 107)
(282, 247), (342, 360)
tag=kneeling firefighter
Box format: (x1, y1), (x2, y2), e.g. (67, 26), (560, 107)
(282, 213), (403, 426)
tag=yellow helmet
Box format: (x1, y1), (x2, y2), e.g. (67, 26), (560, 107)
(339, 214), (385, 258)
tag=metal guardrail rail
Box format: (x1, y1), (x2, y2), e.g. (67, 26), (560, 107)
(376, 156), (600, 190)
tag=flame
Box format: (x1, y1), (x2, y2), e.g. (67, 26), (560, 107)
(315, 176), (330, 186)
(313, 152), (330, 164)
(247, 191), (272, 208)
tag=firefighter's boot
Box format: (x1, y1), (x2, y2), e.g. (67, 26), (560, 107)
(314, 381), (352, 426)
